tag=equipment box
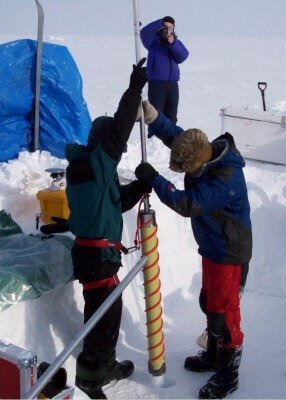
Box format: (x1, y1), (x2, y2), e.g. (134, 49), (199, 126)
(220, 106), (286, 165)
(36, 189), (70, 224)
(0, 340), (37, 399)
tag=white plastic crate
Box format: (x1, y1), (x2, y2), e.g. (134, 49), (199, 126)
(221, 106), (286, 165)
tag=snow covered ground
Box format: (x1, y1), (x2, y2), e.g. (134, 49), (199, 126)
(0, 32), (286, 399)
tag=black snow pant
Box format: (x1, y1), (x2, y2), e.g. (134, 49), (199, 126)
(148, 80), (179, 138)
(82, 286), (122, 367)
(71, 243), (122, 367)
(148, 80), (179, 123)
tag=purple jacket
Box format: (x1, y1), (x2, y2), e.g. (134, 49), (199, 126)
(140, 19), (189, 82)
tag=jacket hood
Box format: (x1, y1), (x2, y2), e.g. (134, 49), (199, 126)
(87, 116), (114, 149)
(65, 116), (114, 162)
(211, 132), (245, 169)
(188, 132), (245, 180)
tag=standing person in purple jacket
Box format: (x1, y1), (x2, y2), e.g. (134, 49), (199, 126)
(140, 16), (189, 132)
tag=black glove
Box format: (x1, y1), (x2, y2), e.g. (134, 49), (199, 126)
(40, 216), (70, 234)
(129, 58), (147, 92)
(135, 162), (159, 183)
(37, 362), (67, 398)
(132, 179), (152, 195)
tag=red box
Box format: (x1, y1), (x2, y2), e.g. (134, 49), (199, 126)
(0, 340), (37, 399)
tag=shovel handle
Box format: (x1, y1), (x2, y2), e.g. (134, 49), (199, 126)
(258, 82), (267, 111)
(258, 82), (267, 92)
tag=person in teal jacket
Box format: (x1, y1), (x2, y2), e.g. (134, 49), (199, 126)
(65, 59), (148, 399)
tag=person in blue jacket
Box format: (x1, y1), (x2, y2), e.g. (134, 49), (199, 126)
(135, 101), (252, 400)
(140, 16), (189, 128)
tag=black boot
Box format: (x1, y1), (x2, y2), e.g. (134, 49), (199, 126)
(184, 331), (217, 372)
(103, 359), (134, 383)
(75, 353), (134, 399)
(37, 362), (67, 398)
(75, 381), (107, 400)
(199, 346), (242, 399)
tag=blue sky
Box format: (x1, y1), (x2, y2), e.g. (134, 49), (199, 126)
(0, 0), (285, 38)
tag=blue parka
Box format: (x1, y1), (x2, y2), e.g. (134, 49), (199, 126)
(148, 114), (252, 265)
(140, 19), (189, 82)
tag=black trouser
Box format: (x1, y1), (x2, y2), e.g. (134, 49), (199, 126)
(82, 286), (122, 367)
(148, 81), (179, 123)
(72, 243), (122, 367)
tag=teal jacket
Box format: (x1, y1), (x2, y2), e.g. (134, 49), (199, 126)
(66, 87), (143, 267)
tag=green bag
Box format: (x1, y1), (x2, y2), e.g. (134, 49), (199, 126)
(0, 210), (74, 311)
(0, 210), (22, 236)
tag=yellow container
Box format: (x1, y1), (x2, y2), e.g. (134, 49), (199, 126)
(36, 189), (70, 224)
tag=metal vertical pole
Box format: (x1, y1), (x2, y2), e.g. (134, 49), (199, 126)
(133, 2), (166, 377)
(133, 0), (149, 212)
(34, 0), (44, 151)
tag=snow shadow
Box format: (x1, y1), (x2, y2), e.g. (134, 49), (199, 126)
(24, 281), (83, 364)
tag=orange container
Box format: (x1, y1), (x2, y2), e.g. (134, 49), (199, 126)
(36, 189), (70, 224)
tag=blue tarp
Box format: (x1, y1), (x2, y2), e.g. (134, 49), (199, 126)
(0, 39), (92, 162)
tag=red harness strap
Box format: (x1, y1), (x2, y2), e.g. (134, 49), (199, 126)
(83, 274), (120, 290)
(75, 238), (129, 254)
(76, 238), (125, 290)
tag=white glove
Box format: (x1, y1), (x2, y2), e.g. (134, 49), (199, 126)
(143, 100), (158, 124)
(135, 104), (142, 122)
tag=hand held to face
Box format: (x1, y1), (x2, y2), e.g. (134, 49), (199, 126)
(168, 34), (175, 44)
(164, 22), (174, 29)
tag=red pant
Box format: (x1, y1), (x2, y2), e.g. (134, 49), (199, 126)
(200, 257), (247, 348)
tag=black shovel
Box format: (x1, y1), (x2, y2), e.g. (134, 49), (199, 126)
(258, 82), (267, 111)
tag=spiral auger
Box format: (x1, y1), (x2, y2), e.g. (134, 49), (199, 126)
(139, 209), (166, 376)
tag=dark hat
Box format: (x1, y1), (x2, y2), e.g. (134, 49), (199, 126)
(163, 16), (175, 25)
(87, 116), (114, 149)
